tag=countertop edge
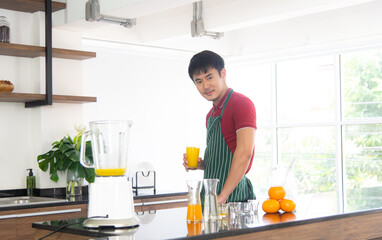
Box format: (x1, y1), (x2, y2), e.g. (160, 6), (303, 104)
(32, 207), (382, 240)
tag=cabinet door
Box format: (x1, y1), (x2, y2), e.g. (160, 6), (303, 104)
(140, 195), (188, 211)
(0, 210), (17, 240)
(16, 204), (87, 240)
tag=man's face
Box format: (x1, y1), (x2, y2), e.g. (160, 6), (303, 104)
(192, 67), (227, 105)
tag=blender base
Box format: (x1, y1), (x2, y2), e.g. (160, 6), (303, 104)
(83, 217), (140, 229)
(86, 176), (139, 228)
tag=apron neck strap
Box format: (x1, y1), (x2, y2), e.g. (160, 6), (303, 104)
(219, 89), (233, 117)
(208, 89), (233, 119)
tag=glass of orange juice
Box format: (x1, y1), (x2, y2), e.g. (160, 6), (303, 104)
(186, 145), (200, 169)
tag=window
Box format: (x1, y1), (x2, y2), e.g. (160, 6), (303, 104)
(278, 126), (337, 215)
(229, 48), (382, 215)
(342, 50), (382, 120)
(343, 124), (382, 212)
(277, 56), (337, 124)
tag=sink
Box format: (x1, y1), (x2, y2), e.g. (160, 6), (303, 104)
(0, 196), (67, 207)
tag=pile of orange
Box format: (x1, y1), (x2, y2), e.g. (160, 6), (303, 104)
(262, 186), (296, 214)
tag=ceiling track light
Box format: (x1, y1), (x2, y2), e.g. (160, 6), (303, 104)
(191, 1), (223, 40)
(85, 0), (136, 28)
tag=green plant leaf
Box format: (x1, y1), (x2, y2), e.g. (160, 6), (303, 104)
(50, 170), (59, 182)
(37, 150), (54, 172)
(60, 136), (80, 162)
(73, 134), (82, 151)
(37, 131), (94, 183)
(84, 167), (95, 183)
(84, 141), (94, 163)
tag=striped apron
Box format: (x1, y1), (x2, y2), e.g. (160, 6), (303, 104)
(202, 89), (255, 203)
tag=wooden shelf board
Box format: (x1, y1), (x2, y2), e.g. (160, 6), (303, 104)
(0, 0), (66, 13)
(0, 92), (97, 103)
(0, 43), (96, 60)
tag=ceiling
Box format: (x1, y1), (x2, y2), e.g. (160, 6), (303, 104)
(55, 0), (382, 56)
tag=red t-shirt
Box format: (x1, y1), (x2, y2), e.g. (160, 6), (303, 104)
(206, 89), (257, 174)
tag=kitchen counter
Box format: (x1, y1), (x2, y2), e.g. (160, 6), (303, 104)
(33, 206), (382, 240)
(0, 189), (187, 211)
(0, 189), (187, 239)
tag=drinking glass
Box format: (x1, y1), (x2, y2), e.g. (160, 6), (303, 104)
(186, 145), (200, 169)
(218, 203), (229, 219)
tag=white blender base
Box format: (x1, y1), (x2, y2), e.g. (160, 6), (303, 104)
(85, 176), (139, 229)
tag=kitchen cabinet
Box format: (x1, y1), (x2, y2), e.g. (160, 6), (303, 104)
(0, 203), (87, 240)
(0, 0), (97, 106)
(0, 209), (17, 240)
(135, 193), (188, 212)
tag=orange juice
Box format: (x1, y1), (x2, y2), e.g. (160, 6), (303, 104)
(187, 221), (202, 236)
(95, 168), (126, 176)
(187, 204), (202, 222)
(186, 147), (200, 169)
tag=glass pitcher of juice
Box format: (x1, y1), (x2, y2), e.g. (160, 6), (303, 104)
(186, 180), (202, 222)
(79, 120), (133, 176)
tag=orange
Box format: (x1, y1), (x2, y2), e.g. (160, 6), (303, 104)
(262, 213), (280, 224)
(280, 212), (296, 222)
(268, 186), (286, 200)
(280, 199), (296, 212)
(262, 199), (280, 213)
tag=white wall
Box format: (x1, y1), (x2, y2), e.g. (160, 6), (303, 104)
(0, 9), (86, 190)
(81, 40), (208, 192)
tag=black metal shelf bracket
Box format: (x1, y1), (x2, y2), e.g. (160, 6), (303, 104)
(25, 0), (53, 108)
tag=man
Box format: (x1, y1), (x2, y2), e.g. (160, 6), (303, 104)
(183, 50), (256, 203)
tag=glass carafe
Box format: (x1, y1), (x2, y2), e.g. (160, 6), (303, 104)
(203, 179), (219, 221)
(186, 180), (202, 222)
(80, 120), (133, 176)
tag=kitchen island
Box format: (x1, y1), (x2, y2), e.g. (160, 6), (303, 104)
(33, 206), (382, 240)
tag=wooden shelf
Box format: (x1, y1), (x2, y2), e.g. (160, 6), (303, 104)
(0, 0), (66, 13)
(0, 0), (98, 107)
(0, 43), (96, 60)
(0, 92), (97, 104)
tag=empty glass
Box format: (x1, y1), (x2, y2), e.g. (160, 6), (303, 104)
(248, 199), (259, 214)
(228, 202), (241, 219)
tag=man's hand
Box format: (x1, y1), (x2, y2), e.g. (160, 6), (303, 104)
(183, 153), (204, 172)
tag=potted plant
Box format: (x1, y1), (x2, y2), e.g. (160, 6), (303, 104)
(37, 127), (95, 197)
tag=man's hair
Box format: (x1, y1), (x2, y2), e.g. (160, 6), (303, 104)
(188, 50), (225, 81)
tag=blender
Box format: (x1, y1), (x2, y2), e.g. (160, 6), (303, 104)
(80, 120), (139, 228)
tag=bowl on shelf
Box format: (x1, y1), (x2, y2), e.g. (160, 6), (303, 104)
(0, 80), (14, 92)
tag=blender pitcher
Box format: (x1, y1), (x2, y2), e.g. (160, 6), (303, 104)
(186, 180), (202, 222)
(203, 179), (219, 221)
(80, 120), (133, 176)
